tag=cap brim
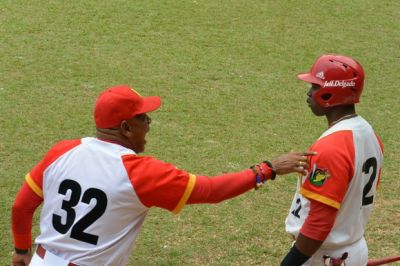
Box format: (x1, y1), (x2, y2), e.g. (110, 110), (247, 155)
(297, 73), (322, 85)
(137, 96), (162, 114)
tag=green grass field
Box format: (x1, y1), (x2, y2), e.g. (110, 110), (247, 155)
(1, 1), (399, 265)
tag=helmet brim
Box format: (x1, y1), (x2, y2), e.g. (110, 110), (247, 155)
(297, 73), (323, 86)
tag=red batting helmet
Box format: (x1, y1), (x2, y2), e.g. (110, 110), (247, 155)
(298, 54), (365, 107)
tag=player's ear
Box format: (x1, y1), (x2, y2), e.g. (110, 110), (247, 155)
(120, 120), (132, 136)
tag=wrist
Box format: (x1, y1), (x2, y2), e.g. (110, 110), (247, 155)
(263, 160), (276, 180)
(14, 247), (30, 255)
(280, 245), (310, 266)
(250, 160), (276, 190)
(250, 164), (264, 190)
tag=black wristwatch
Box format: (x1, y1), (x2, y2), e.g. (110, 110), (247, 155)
(263, 160), (277, 180)
(14, 248), (30, 255)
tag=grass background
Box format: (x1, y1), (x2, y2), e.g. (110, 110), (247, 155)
(1, 0), (399, 265)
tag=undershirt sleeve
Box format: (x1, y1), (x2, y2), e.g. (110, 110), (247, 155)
(187, 169), (255, 204)
(11, 182), (43, 249)
(300, 199), (338, 241)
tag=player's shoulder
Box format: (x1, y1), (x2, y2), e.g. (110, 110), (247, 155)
(121, 153), (159, 164)
(44, 139), (82, 160)
(31, 139), (82, 176)
(121, 154), (187, 183)
(121, 154), (178, 171)
(313, 130), (354, 153)
(51, 139), (82, 150)
(48, 139), (82, 154)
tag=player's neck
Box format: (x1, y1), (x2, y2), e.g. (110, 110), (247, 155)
(96, 128), (132, 149)
(327, 105), (357, 128)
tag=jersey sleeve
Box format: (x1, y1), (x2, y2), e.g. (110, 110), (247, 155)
(300, 131), (355, 210)
(299, 199), (338, 241)
(187, 169), (255, 204)
(374, 131), (384, 189)
(122, 155), (196, 214)
(12, 182), (43, 249)
(27, 139), (81, 198)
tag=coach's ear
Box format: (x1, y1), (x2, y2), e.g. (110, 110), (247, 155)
(119, 120), (132, 137)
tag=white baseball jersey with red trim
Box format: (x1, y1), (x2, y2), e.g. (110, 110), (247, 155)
(285, 116), (383, 248)
(26, 137), (195, 266)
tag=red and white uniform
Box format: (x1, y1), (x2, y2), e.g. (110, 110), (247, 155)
(12, 137), (258, 266)
(25, 137), (196, 265)
(285, 116), (383, 265)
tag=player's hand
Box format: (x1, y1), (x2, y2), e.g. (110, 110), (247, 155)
(270, 151), (316, 176)
(11, 252), (32, 266)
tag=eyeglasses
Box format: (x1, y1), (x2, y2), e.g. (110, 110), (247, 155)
(134, 113), (152, 124)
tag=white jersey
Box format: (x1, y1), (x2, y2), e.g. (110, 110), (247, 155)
(25, 137), (195, 266)
(285, 116), (383, 249)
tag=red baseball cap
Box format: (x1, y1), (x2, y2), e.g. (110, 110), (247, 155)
(94, 85), (161, 128)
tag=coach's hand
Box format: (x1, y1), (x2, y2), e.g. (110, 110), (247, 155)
(270, 151), (316, 176)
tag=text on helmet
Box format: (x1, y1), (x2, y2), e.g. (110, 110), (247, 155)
(323, 80), (355, 88)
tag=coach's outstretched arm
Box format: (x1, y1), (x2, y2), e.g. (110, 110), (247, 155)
(187, 151), (314, 204)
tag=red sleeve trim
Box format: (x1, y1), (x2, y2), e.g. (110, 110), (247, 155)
(374, 132), (384, 154)
(374, 132), (384, 188)
(300, 199), (338, 241)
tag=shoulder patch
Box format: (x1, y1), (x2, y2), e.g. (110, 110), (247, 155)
(309, 163), (330, 186)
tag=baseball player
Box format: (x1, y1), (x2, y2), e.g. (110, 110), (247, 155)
(281, 55), (384, 266)
(11, 85), (314, 266)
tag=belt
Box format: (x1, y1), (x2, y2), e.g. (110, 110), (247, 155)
(36, 245), (78, 266)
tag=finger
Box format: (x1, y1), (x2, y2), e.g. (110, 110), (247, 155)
(293, 165), (310, 175)
(298, 155), (308, 162)
(296, 161), (307, 167)
(300, 161), (306, 166)
(299, 161), (310, 169)
(291, 151), (316, 156)
(294, 166), (305, 174)
(294, 167), (308, 176)
(302, 151), (317, 156)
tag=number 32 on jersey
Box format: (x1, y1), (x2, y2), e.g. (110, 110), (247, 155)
(52, 179), (108, 245)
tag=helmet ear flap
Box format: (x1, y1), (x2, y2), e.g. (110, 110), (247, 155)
(321, 93), (332, 101)
(314, 86), (359, 107)
(313, 89), (332, 107)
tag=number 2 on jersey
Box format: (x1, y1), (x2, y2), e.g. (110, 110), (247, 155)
(52, 179), (108, 245)
(291, 198), (302, 218)
(362, 157), (377, 206)
(289, 157), (377, 219)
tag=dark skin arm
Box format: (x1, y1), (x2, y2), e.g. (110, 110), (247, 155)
(295, 203), (338, 258)
(295, 233), (323, 256)
(283, 198), (339, 266)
